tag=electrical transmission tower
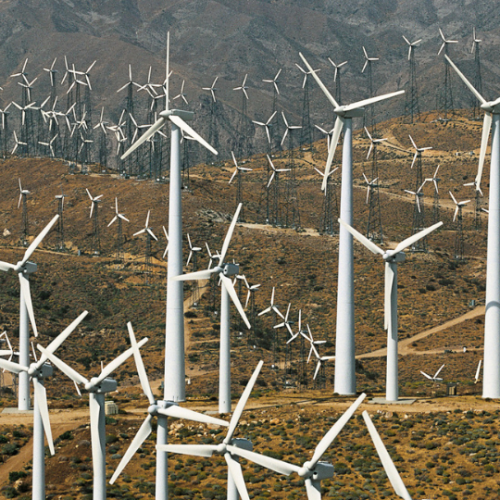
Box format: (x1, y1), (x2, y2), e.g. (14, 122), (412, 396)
(424, 165), (441, 224)
(403, 36), (421, 124)
(55, 190), (66, 250)
(233, 74), (252, 160)
(281, 113), (302, 229)
(229, 151), (252, 218)
(362, 46), (379, 133)
(437, 28), (458, 120)
(315, 166), (339, 235)
(364, 127), (387, 242)
(471, 28), (483, 120)
(450, 192), (471, 261)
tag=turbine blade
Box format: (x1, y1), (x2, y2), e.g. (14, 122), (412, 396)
(221, 275), (251, 330)
(392, 222), (443, 254)
(338, 219), (385, 255)
(95, 338), (148, 385)
(313, 361), (321, 380)
(309, 393), (366, 468)
(169, 115), (217, 156)
(225, 361), (263, 442)
(0, 358), (27, 374)
(157, 405), (229, 427)
(343, 91), (405, 112)
(219, 203), (242, 265)
(298, 53), (339, 108)
(434, 364), (445, 378)
(172, 268), (219, 281)
(33, 378), (55, 455)
(226, 444), (300, 475)
(305, 478), (322, 500)
(362, 411), (413, 500)
(225, 454), (250, 500)
(110, 415), (153, 484)
(444, 55), (486, 105)
(157, 444), (216, 458)
(21, 215), (59, 266)
(121, 117), (166, 160)
(37, 346), (88, 385)
(127, 322), (155, 405)
(322, 116), (344, 191)
(477, 112), (492, 190)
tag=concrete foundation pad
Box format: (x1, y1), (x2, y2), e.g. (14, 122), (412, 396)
(2, 407), (33, 414)
(368, 397), (416, 405)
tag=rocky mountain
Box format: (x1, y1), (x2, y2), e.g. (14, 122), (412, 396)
(0, 0), (498, 161)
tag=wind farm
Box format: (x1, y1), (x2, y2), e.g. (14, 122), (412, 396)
(0, 4), (497, 500)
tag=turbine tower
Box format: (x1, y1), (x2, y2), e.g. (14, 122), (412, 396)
(437, 28), (458, 120)
(133, 210), (158, 284)
(361, 46), (379, 132)
(55, 189), (66, 250)
(450, 191), (471, 261)
(229, 151), (252, 217)
(262, 68), (281, 114)
(299, 52), (404, 396)
(340, 219), (442, 401)
(425, 165), (441, 224)
(18, 179), (30, 246)
(471, 28), (483, 120)
(120, 32), (218, 500)
(86, 188), (102, 255)
(402, 36), (422, 124)
(43, 58), (58, 109)
(233, 74), (252, 159)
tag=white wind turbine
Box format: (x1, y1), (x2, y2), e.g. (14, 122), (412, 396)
(39, 332), (147, 500)
(425, 165), (441, 194)
(339, 219), (443, 401)
(38, 134), (58, 158)
(299, 52), (404, 395)
(295, 63), (320, 89)
(159, 361), (264, 500)
(263, 69), (281, 95)
(362, 411), (414, 500)
(438, 28), (458, 55)
(173, 80), (189, 106)
(186, 233), (201, 267)
(420, 364), (445, 382)
(365, 126), (387, 159)
(205, 242), (220, 269)
(0, 215), (59, 410)
(328, 58), (347, 82)
(409, 134), (432, 169)
(363, 173), (379, 205)
(475, 359), (482, 384)
(404, 182), (425, 213)
(0, 311), (88, 500)
(172, 204), (250, 413)
(309, 340), (335, 381)
(229, 151), (253, 184)
(280, 111), (302, 146)
(266, 154), (290, 188)
(402, 36), (422, 60)
(110, 323), (229, 485)
(12, 130), (27, 155)
(228, 393), (366, 500)
(252, 111), (277, 144)
(362, 46), (379, 73)
(202, 77), (219, 102)
(120, 32), (216, 500)
(259, 286), (284, 320)
(449, 191), (471, 221)
(233, 74), (249, 100)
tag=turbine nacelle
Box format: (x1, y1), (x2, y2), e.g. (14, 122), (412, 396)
(28, 362), (53, 378)
(87, 377), (117, 393)
(159, 109), (194, 121)
(334, 106), (365, 118)
(301, 461), (335, 481)
(384, 251), (406, 263)
(223, 262), (239, 277)
(17, 261), (37, 274)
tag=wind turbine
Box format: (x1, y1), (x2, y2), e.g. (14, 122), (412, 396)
(420, 364), (445, 382)
(110, 323), (229, 485)
(172, 204), (250, 413)
(121, 33), (215, 500)
(266, 154), (290, 226)
(402, 36), (422, 123)
(362, 410), (413, 500)
(328, 58), (347, 104)
(158, 361), (264, 500)
(339, 218), (443, 401)
(425, 165), (441, 223)
(229, 151), (252, 212)
(0, 215), (59, 409)
(263, 69), (281, 115)
(134, 210), (158, 283)
(252, 111), (277, 145)
(228, 393), (366, 500)
(438, 28), (458, 119)
(299, 52), (404, 395)
(202, 77), (219, 103)
(449, 191), (470, 261)
(173, 80), (189, 106)
(38, 331), (148, 500)
(87, 188), (102, 255)
(0, 311), (88, 500)
(233, 74), (249, 100)
(186, 233), (201, 267)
